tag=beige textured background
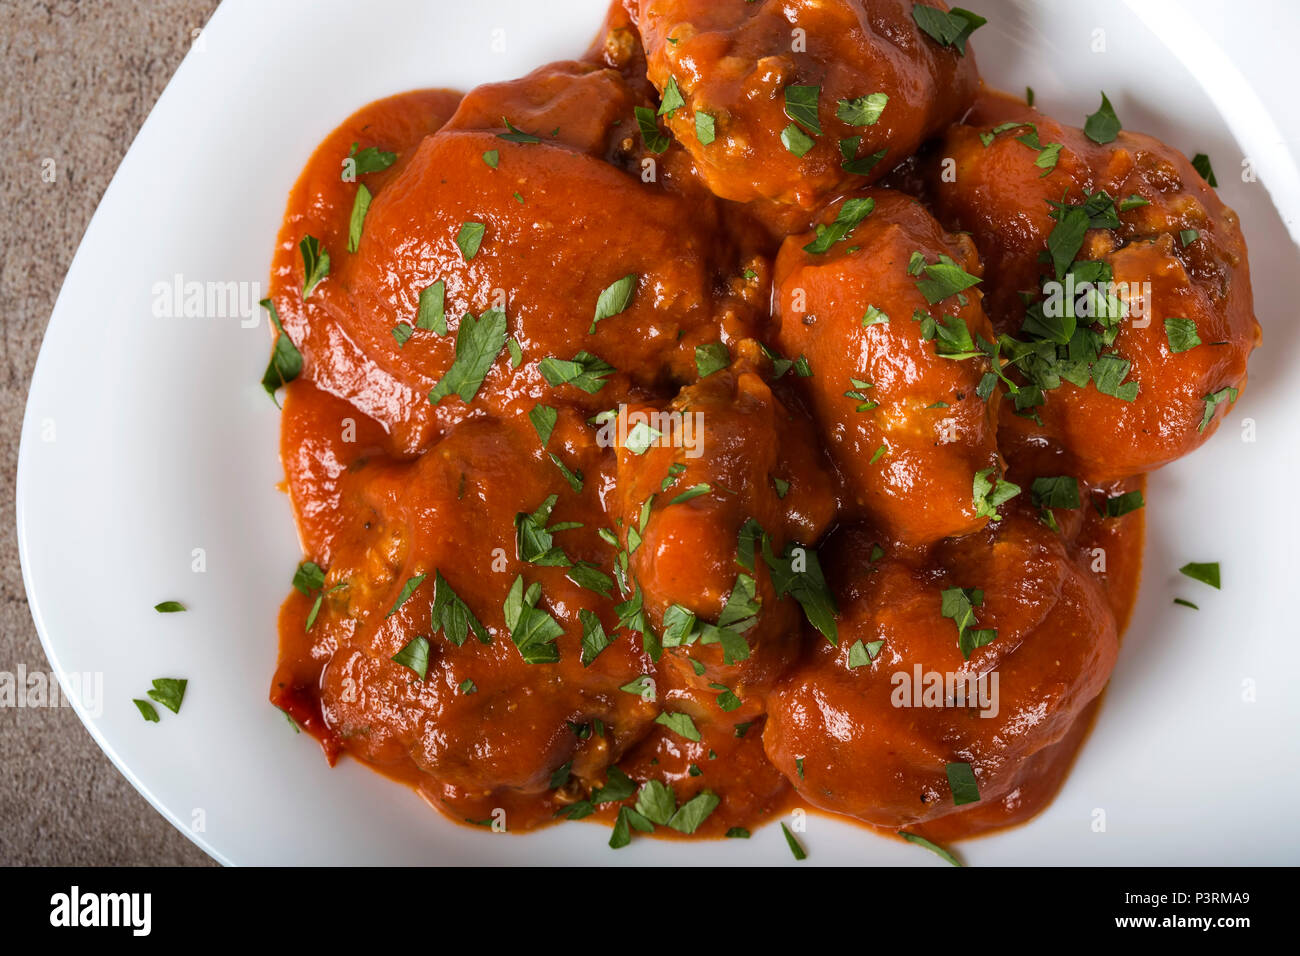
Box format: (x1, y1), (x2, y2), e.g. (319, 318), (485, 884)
(1, 0), (219, 865)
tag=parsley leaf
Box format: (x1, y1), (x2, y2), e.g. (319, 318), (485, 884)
(428, 309), (507, 405)
(695, 111), (715, 145)
(1164, 317), (1201, 353)
(1083, 92), (1121, 144)
(146, 678), (187, 715)
(1192, 152), (1218, 187)
(455, 222), (485, 260)
(659, 76), (686, 116)
(836, 92), (888, 126)
(1179, 561), (1221, 589)
(946, 761), (981, 805)
(1199, 386), (1238, 431)
(940, 587), (997, 660)
(385, 573), (427, 618)
(416, 281), (447, 334)
(784, 84), (822, 135)
(539, 351), (615, 394)
(259, 298), (302, 400)
(914, 254), (982, 304)
(579, 608), (612, 665)
(655, 711), (701, 742)
(350, 145), (397, 174)
(667, 791), (720, 834)
(781, 123), (815, 157)
(899, 831), (962, 866)
(391, 636), (430, 680)
(695, 342), (730, 377)
(635, 106), (669, 153)
(431, 571), (490, 646)
(347, 183), (372, 253)
(590, 274), (638, 334)
(972, 468), (1021, 521)
(781, 822), (808, 860)
(803, 197), (875, 254)
(911, 4), (985, 54)
(503, 576), (563, 664)
(299, 235), (329, 299)
(498, 116), (542, 144)
(763, 538), (838, 644)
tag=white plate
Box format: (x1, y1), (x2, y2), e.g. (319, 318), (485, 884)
(17, 0), (1300, 865)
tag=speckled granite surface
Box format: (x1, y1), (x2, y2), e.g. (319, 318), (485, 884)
(1, 0), (219, 866)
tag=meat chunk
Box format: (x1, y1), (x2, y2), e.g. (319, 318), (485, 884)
(611, 361), (838, 699)
(774, 189), (1003, 546)
(763, 508), (1119, 832)
(630, 0), (981, 206)
(921, 94), (1260, 481)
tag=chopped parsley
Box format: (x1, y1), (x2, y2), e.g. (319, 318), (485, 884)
(385, 573), (427, 618)
(1099, 489), (1144, 517)
(503, 576), (563, 664)
(1199, 386), (1238, 431)
(1191, 152), (1218, 187)
(695, 111), (716, 145)
(781, 823), (808, 860)
(781, 123), (815, 157)
(427, 309), (507, 405)
(695, 342), (730, 377)
(515, 494), (575, 567)
(133, 699), (159, 722)
(455, 221), (485, 260)
(347, 183), (371, 253)
(972, 468), (1021, 522)
(348, 144), (396, 175)
(146, 678), (186, 715)
(635, 106), (669, 154)
(539, 351), (615, 394)
(391, 636), (430, 680)
(659, 76), (685, 117)
(899, 831), (962, 866)
(416, 280), (447, 334)
(836, 92), (888, 126)
(655, 711), (701, 742)
(946, 761), (981, 805)
(911, 4), (985, 54)
(498, 116), (542, 144)
(259, 298), (301, 400)
(529, 403), (557, 446)
(299, 235), (329, 299)
(431, 571), (490, 646)
(847, 639), (883, 668)
(803, 197), (875, 254)
(1164, 317), (1201, 353)
(1083, 92), (1121, 144)
(590, 274), (638, 334)
(579, 608), (612, 666)
(913, 254), (981, 304)
(783, 84), (822, 135)
(940, 587), (996, 660)
(1179, 562), (1221, 589)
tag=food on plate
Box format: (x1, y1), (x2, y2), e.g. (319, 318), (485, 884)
(264, 0), (1258, 855)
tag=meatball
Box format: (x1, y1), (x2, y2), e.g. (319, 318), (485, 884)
(611, 360), (838, 698)
(922, 94), (1260, 481)
(774, 189), (1003, 546)
(301, 416), (659, 804)
(763, 508), (1119, 831)
(271, 64), (757, 457)
(630, 0), (981, 206)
